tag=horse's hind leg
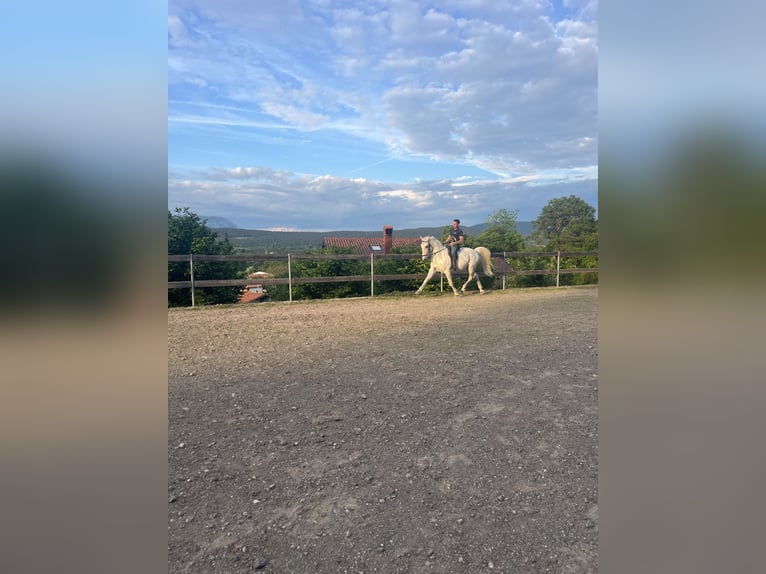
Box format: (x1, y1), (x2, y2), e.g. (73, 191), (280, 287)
(461, 265), (478, 293)
(471, 265), (487, 293)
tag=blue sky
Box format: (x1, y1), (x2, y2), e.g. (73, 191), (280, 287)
(169, 0), (598, 231)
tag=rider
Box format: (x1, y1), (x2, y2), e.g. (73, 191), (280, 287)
(445, 219), (465, 271)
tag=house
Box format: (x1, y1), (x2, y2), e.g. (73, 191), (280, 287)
(322, 225), (421, 255)
(239, 272), (271, 303)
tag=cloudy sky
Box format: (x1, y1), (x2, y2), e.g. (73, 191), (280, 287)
(168, 0), (598, 231)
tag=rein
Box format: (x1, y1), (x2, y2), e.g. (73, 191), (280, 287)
(425, 241), (449, 258)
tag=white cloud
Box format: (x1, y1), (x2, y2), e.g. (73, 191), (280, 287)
(168, 161), (597, 230)
(259, 102), (327, 129)
(168, 16), (191, 48)
(376, 189), (435, 207)
(169, 0), (598, 229)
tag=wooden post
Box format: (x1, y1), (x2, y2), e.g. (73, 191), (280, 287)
(189, 254), (195, 307)
(370, 253), (375, 297)
(502, 252), (507, 290)
(556, 251), (561, 287)
(288, 253), (293, 302)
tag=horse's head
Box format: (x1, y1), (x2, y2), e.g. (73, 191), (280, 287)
(419, 236), (432, 260)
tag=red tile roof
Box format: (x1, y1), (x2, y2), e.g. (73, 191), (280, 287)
(239, 290), (268, 303)
(322, 237), (420, 254)
(239, 282), (269, 303)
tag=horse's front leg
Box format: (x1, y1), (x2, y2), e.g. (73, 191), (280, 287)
(415, 267), (436, 294)
(445, 270), (460, 295)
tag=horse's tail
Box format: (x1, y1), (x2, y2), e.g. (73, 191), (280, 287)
(475, 247), (494, 276)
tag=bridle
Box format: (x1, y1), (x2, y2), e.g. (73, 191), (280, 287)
(421, 239), (448, 259)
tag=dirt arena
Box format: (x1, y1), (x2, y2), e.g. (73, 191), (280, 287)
(169, 286), (598, 573)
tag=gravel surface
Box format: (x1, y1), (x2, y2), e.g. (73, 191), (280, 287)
(169, 286), (598, 573)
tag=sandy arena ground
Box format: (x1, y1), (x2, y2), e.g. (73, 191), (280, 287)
(169, 286), (598, 573)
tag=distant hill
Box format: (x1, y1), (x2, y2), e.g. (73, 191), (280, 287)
(216, 221), (534, 253)
(203, 216), (238, 228)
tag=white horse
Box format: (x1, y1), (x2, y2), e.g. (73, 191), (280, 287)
(415, 236), (494, 296)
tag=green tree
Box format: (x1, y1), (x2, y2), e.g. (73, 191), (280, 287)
(374, 244), (428, 294)
(476, 208), (525, 252)
(168, 207), (241, 307)
(529, 196), (598, 286)
(531, 195), (597, 250)
(503, 254), (556, 288)
(290, 247), (370, 300)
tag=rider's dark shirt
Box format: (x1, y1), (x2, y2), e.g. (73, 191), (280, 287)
(449, 226), (464, 245)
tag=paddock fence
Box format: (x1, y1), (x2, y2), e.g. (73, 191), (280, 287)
(169, 250), (597, 306)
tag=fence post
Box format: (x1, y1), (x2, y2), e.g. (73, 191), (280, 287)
(502, 251), (507, 290)
(556, 251), (561, 287)
(189, 254), (195, 307)
(288, 253), (293, 302)
(370, 253), (375, 297)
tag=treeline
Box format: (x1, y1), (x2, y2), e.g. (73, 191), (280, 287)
(168, 195), (598, 306)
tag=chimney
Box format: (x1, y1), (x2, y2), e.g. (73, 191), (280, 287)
(383, 225), (393, 254)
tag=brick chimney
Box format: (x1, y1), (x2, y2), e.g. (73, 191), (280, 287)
(383, 225), (393, 254)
